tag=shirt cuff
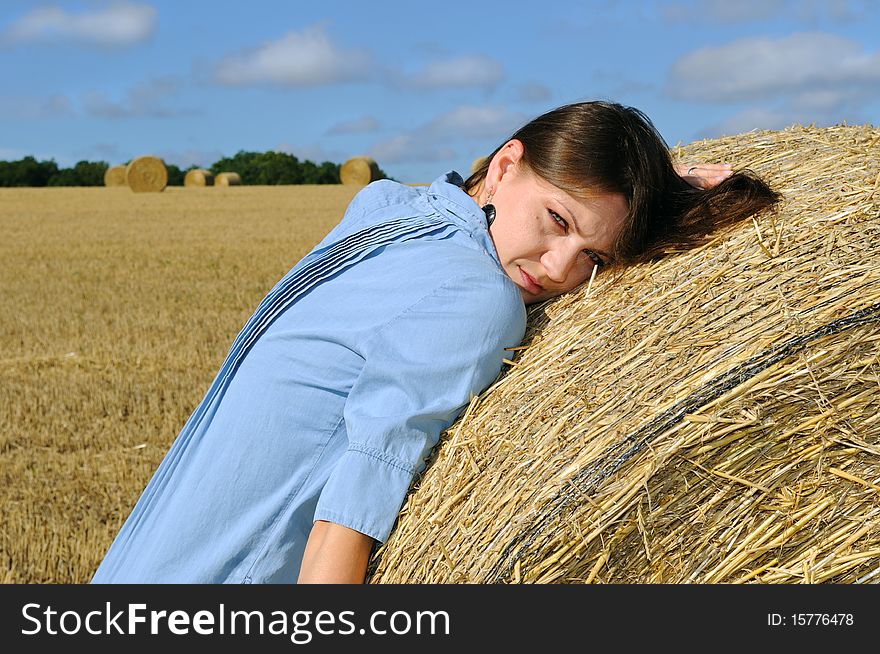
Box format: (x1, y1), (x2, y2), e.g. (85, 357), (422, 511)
(313, 444), (418, 543)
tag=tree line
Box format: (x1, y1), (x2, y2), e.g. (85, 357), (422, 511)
(0, 151), (388, 187)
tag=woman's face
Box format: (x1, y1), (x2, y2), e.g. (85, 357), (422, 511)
(484, 141), (629, 304)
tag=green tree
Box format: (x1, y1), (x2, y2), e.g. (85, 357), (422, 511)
(47, 160), (108, 186)
(376, 165), (392, 181)
(0, 156), (59, 187)
(46, 169), (80, 186)
(209, 151), (346, 185)
(300, 160), (342, 184)
(209, 151), (262, 184)
(257, 151), (303, 185)
(0, 151), (377, 187)
(165, 164), (185, 186)
(318, 161), (341, 183)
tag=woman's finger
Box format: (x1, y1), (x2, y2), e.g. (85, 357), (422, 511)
(685, 163), (732, 175)
(674, 162), (734, 189)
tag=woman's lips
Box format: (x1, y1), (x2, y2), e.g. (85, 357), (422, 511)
(519, 267), (544, 295)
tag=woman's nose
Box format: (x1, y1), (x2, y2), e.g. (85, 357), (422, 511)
(542, 245), (579, 284)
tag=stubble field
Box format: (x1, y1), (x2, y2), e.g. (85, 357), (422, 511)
(0, 184), (359, 583)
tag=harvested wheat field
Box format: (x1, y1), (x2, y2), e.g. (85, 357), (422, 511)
(369, 125), (880, 584)
(0, 184), (358, 583)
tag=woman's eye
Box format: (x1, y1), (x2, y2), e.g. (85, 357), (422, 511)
(550, 210), (567, 229)
(585, 250), (604, 267)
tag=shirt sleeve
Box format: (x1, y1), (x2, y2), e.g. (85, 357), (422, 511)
(312, 273), (525, 543)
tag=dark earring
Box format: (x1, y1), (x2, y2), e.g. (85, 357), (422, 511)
(482, 203), (496, 227)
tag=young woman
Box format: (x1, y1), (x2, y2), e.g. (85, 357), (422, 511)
(91, 101), (779, 584)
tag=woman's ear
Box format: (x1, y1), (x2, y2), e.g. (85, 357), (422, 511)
(485, 139), (524, 189)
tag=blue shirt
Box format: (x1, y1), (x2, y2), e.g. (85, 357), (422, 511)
(91, 172), (526, 583)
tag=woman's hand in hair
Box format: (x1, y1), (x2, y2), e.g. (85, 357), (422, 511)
(674, 162), (733, 189)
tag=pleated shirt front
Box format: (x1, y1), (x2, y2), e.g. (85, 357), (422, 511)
(91, 172), (526, 583)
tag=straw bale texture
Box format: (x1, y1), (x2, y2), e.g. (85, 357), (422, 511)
(215, 171), (241, 187)
(103, 165), (126, 187)
(125, 156), (167, 193)
(340, 156), (380, 186)
(369, 124), (880, 584)
(183, 169), (214, 187)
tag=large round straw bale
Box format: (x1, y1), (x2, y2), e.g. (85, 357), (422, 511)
(125, 156), (167, 193)
(340, 156), (380, 186)
(103, 165), (126, 187)
(369, 124), (880, 584)
(471, 156), (488, 174)
(215, 171), (241, 186)
(183, 169), (214, 187)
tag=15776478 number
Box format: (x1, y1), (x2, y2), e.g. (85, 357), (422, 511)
(790, 614), (853, 626)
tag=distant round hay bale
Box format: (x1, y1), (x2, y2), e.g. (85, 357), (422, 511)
(215, 172), (241, 187)
(340, 156), (380, 186)
(184, 169), (214, 187)
(125, 156), (167, 193)
(471, 156), (488, 174)
(103, 165), (126, 187)
(369, 124), (880, 584)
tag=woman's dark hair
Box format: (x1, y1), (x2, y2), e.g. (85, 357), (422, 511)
(464, 101), (781, 265)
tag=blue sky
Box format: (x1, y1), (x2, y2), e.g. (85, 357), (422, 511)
(1, 0), (878, 183)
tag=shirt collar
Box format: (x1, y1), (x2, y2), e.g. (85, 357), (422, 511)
(425, 171), (501, 266)
(426, 171), (483, 230)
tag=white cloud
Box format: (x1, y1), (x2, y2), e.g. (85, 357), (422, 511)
(82, 91), (129, 118)
(516, 82), (552, 103)
(661, 0), (785, 23)
(422, 105), (525, 138)
(368, 133), (455, 165)
(791, 88), (854, 111)
(795, 0), (868, 22)
(91, 143), (123, 161)
(667, 32), (880, 104)
(0, 78), (181, 121)
(590, 69), (656, 99)
(0, 94), (73, 119)
(368, 105), (527, 164)
(399, 54), (504, 90)
(275, 142), (345, 164)
(697, 101), (868, 140)
(155, 148), (225, 169)
(326, 116), (380, 135)
(215, 26), (373, 87)
(82, 76), (186, 118)
(697, 107), (796, 138)
(1, 2), (156, 48)
(660, 0), (868, 23)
